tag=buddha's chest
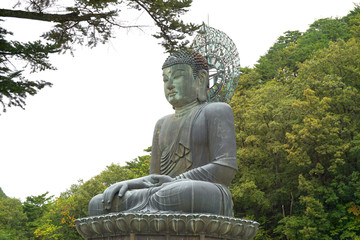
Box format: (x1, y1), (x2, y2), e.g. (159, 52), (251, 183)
(159, 118), (182, 147)
(158, 115), (191, 176)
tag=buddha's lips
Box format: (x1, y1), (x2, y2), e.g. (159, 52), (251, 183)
(168, 91), (177, 97)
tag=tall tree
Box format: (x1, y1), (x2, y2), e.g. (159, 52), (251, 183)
(0, 189), (27, 240)
(0, 0), (198, 113)
(22, 192), (54, 239)
(256, 17), (351, 82)
(230, 5), (360, 239)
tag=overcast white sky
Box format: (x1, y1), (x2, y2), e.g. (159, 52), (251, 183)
(0, 0), (357, 201)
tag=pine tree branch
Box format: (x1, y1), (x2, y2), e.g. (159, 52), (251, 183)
(0, 8), (116, 23)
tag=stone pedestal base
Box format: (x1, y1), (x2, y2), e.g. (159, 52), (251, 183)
(88, 235), (245, 240)
(75, 212), (259, 240)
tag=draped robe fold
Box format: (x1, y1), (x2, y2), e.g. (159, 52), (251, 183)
(89, 102), (238, 217)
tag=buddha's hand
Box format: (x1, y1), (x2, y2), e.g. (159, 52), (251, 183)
(103, 175), (172, 209)
(150, 174), (173, 186)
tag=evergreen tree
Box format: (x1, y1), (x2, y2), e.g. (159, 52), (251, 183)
(0, 0), (198, 113)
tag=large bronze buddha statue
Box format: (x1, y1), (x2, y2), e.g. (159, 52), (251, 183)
(88, 51), (238, 217)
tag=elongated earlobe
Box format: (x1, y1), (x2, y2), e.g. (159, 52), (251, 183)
(197, 70), (208, 102)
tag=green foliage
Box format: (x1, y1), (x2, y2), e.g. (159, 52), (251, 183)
(0, 189), (27, 240)
(33, 197), (81, 240)
(23, 192), (53, 222)
(29, 150), (152, 239)
(256, 30), (301, 81)
(127, 0), (198, 52)
(3, 4), (360, 240)
(125, 154), (151, 178)
(58, 163), (134, 218)
(230, 6), (360, 239)
(0, 24), (54, 113)
(22, 192), (54, 239)
(256, 17), (350, 82)
(0, 0), (198, 113)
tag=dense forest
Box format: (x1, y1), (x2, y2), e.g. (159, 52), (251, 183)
(1, 5), (360, 240)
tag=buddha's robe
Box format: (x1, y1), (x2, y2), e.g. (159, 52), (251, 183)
(89, 102), (237, 216)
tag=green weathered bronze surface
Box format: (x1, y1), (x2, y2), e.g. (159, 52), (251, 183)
(88, 51), (238, 217)
(83, 51), (258, 240)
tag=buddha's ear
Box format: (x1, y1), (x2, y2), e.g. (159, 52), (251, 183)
(197, 69), (208, 102)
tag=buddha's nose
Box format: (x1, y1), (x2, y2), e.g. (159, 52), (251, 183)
(166, 80), (175, 90)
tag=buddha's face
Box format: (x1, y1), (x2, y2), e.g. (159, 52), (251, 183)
(162, 64), (198, 108)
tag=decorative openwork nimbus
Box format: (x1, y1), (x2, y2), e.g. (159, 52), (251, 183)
(191, 24), (241, 103)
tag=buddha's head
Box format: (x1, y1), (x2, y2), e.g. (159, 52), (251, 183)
(162, 51), (209, 108)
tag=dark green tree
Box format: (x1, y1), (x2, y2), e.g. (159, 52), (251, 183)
(0, 189), (27, 240)
(256, 17), (351, 82)
(22, 192), (54, 239)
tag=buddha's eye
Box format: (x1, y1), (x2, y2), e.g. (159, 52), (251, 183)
(163, 78), (168, 82)
(172, 70), (184, 80)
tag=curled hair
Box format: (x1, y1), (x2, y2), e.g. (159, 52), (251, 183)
(162, 51), (209, 79)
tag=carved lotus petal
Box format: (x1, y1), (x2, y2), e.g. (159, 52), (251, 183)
(218, 221), (232, 235)
(243, 223), (258, 240)
(130, 217), (148, 232)
(78, 222), (93, 236)
(115, 217), (128, 232)
(91, 220), (103, 234)
(187, 218), (205, 233)
(169, 218), (186, 233)
(230, 223), (244, 236)
(104, 219), (116, 233)
(75, 213), (260, 239)
(150, 218), (167, 232)
(205, 219), (220, 233)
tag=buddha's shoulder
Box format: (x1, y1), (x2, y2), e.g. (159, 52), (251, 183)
(202, 102), (233, 117)
(154, 113), (174, 128)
